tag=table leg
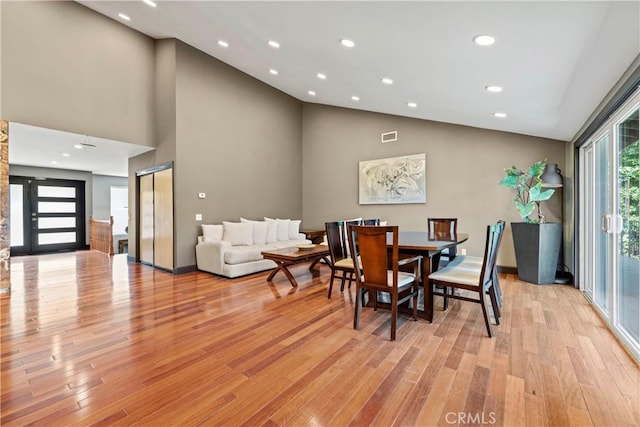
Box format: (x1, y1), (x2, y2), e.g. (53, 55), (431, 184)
(309, 256), (330, 271)
(267, 262), (299, 287)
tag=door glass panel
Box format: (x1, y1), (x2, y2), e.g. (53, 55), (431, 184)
(595, 133), (610, 312)
(10, 184), (24, 246)
(38, 232), (76, 245)
(584, 147), (594, 298)
(38, 186), (76, 198)
(616, 108), (639, 341)
(38, 217), (76, 229)
(38, 202), (76, 213)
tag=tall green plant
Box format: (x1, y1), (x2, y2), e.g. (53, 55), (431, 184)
(499, 160), (555, 223)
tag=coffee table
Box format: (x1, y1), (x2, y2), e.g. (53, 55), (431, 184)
(261, 245), (330, 287)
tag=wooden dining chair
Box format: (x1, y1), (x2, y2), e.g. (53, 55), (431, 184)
(325, 221), (356, 298)
(347, 225), (422, 341)
(454, 220), (505, 307)
(428, 222), (502, 337)
(427, 217), (458, 261)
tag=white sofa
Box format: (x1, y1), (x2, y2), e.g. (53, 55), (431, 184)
(195, 218), (311, 278)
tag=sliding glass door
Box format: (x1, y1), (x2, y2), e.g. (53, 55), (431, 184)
(579, 89), (639, 360)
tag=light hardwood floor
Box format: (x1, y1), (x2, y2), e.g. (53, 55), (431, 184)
(1, 251), (638, 426)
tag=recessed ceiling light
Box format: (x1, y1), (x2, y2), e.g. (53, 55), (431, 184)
(74, 144), (83, 149)
(62, 153), (70, 157)
(269, 69), (278, 75)
(494, 112), (507, 118)
(351, 95), (360, 101)
(51, 161), (58, 165)
(268, 40), (280, 48)
(308, 90), (316, 96)
(473, 34), (495, 46)
(381, 77), (393, 85)
(142, 0), (157, 7)
(485, 85), (503, 93)
(317, 73), (327, 80)
(340, 39), (355, 48)
(407, 102), (418, 108)
(118, 13), (131, 21)
(217, 40), (229, 48)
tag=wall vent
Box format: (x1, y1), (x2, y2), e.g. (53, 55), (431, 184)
(381, 131), (397, 143)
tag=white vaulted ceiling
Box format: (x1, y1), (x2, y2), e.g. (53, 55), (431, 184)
(77, 0), (640, 141)
(10, 1), (640, 176)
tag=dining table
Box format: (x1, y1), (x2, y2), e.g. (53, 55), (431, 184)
(386, 230), (469, 321)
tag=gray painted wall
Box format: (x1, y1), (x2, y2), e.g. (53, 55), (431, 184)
(301, 104), (567, 268)
(173, 41), (303, 268)
(0, 1), (156, 147)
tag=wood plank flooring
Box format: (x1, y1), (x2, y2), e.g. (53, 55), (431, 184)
(1, 251), (638, 426)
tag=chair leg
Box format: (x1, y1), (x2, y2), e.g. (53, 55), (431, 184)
(479, 292), (494, 338)
(428, 280), (435, 322)
(390, 294), (398, 341)
(412, 285), (418, 321)
(340, 271), (347, 292)
(488, 285), (501, 324)
(443, 286), (449, 310)
(328, 269), (336, 298)
(493, 270), (503, 308)
(354, 287), (362, 330)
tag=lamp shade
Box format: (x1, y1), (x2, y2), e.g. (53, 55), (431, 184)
(541, 163), (563, 188)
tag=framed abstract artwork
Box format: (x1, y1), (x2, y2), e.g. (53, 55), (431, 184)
(359, 153), (426, 204)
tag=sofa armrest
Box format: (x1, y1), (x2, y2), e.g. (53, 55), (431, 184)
(196, 240), (232, 275)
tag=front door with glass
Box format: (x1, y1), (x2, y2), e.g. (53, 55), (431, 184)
(10, 177), (86, 255)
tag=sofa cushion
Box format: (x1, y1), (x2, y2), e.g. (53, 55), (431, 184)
(202, 224), (223, 242)
(224, 245), (266, 264)
(222, 221), (253, 246)
(240, 218), (268, 245)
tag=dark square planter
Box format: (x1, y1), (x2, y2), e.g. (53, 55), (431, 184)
(511, 222), (562, 285)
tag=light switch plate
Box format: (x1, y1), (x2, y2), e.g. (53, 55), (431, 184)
(195, 214), (203, 221)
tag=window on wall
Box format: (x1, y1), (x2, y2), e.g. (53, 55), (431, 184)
(110, 186), (128, 235)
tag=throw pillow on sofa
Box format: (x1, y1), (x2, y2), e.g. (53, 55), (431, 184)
(240, 218), (268, 245)
(264, 218), (277, 243)
(265, 217), (290, 241)
(288, 219), (301, 239)
(202, 224), (223, 242)
(222, 221), (253, 246)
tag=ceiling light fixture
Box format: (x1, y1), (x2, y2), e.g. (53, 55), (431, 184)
(142, 0), (157, 7)
(473, 34), (495, 46)
(308, 90), (316, 96)
(381, 77), (393, 85)
(269, 69), (278, 75)
(494, 112), (507, 118)
(118, 13), (131, 21)
(51, 161), (58, 165)
(351, 95), (360, 101)
(340, 39), (355, 48)
(485, 85), (503, 93)
(62, 153), (70, 157)
(317, 73), (327, 80)
(407, 102), (417, 108)
(217, 40), (229, 48)
(268, 40), (280, 48)
(74, 144), (83, 149)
